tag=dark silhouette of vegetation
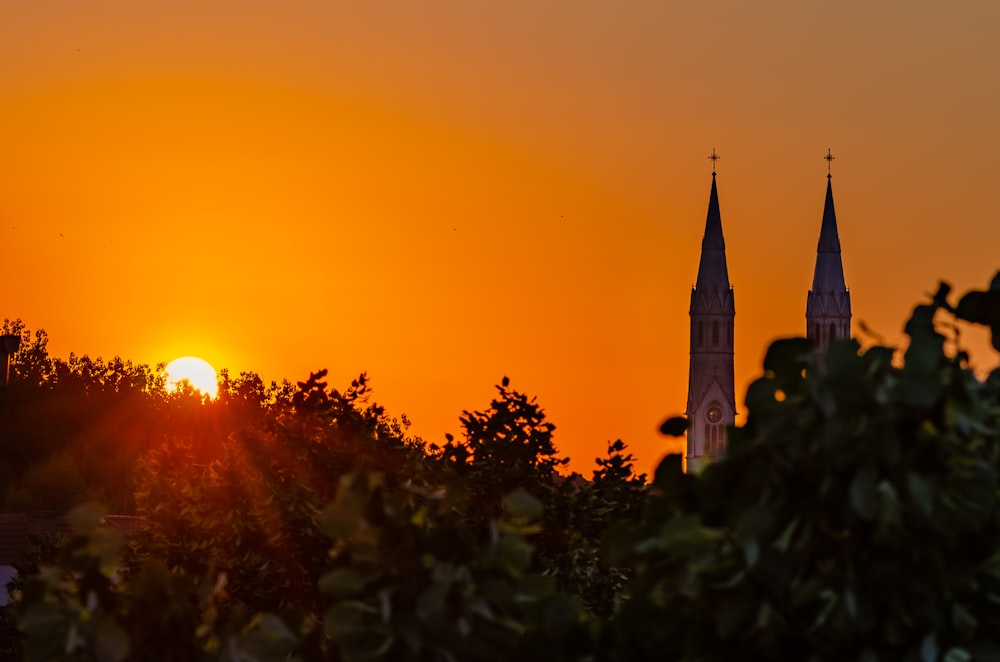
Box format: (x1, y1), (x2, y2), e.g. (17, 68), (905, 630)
(0, 319), (299, 513)
(601, 274), (1000, 660)
(1, 272), (999, 660)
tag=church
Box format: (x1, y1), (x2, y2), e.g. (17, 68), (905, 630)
(685, 150), (852, 472)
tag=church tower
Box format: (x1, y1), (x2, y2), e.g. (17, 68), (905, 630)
(806, 150), (851, 353)
(686, 151), (736, 472)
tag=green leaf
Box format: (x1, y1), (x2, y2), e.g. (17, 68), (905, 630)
(81, 528), (123, 579)
(659, 416), (687, 437)
(324, 601), (374, 641)
(955, 288), (1000, 351)
(906, 473), (934, 517)
(951, 602), (978, 637)
(93, 616), (130, 662)
(318, 476), (370, 540)
(825, 339), (862, 381)
(875, 480), (900, 528)
(905, 303), (938, 338)
(67, 502), (106, 535)
(810, 589), (838, 631)
(652, 453), (684, 488)
(742, 538), (759, 568)
(502, 488), (543, 520)
(17, 601), (65, 639)
(233, 613), (298, 661)
(932, 281), (953, 308)
(772, 518), (799, 553)
(904, 331), (945, 375)
(744, 377), (780, 414)
(762, 337), (813, 383)
(319, 567), (370, 599)
(849, 467), (879, 521)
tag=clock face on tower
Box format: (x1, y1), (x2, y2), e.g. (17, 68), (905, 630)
(706, 406), (722, 424)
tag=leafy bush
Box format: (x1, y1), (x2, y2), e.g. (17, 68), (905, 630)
(602, 274), (1000, 661)
(15, 502), (296, 662)
(315, 472), (588, 661)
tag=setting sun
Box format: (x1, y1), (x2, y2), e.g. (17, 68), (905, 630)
(164, 356), (219, 399)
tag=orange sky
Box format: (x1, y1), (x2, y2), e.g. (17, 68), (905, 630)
(2, 1), (999, 476)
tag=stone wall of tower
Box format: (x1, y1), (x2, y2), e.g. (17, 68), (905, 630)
(806, 290), (851, 353)
(686, 287), (736, 472)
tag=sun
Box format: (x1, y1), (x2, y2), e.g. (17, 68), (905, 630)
(164, 356), (219, 399)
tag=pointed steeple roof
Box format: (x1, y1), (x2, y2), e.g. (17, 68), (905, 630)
(695, 173), (730, 289)
(811, 175), (846, 293)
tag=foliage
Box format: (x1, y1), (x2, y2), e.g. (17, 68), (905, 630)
(7, 364), (646, 659)
(567, 440), (646, 617)
(432, 382), (644, 616)
(315, 471), (589, 661)
(440, 377), (568, 506)
(4, 451), (88, 513)
(14, 502), (296, 662)
(126, 370), (639, 655)
(14, 272), (998, 660)
(0, 319), (296, 513)
(601, 273), (1000, 661)
(129, 370), (424, 618)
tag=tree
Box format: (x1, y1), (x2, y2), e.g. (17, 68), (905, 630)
(0, 319), (306, 513)
(434, 380), (646, 617)
(130, 370), (427, 618)
(602, 273), (1000, 661)
(567, 439), (646, 616)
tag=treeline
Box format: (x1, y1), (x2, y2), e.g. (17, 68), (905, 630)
(3, 273), (1000, 661)
(0, 319), (298, 513)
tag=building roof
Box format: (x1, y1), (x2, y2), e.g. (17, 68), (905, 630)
(695, 173), (731, 290)
(811, 175), (847, 293)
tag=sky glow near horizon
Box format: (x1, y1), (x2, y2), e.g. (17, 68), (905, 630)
(2, 1), (999, 474)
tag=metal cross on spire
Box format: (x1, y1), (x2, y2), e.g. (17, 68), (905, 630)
(824, 148), (835, 177)
(708, 148), (720, 175)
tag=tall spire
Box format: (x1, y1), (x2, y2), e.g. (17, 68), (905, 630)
(810, 175), (846, 292)
(695, 171), (730, 288)
(807, 149), (851, 353)
(686, 152), (736, 473)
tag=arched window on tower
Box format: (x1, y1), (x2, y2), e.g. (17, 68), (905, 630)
(705, 404), (724, 457)
(829, 323), (837, 342)
(813, 323), (821, 347)
(698, 322), (704, 346)
(712, 321), (719, 347)
(728, 321), (733, 345)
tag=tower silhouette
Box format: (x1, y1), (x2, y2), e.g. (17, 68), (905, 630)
(685, 154), (736, 473)
(685, 150), (851, 470)
(806, 150), (851, 353)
